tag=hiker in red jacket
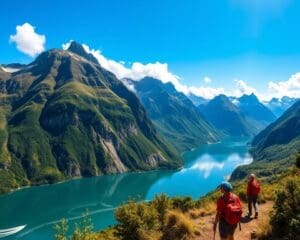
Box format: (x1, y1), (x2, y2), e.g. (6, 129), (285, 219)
(246, 173), (260, 218)
(213, 181), (242, 240)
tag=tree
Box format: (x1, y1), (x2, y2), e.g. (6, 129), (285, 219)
(270, 179), (300, 239)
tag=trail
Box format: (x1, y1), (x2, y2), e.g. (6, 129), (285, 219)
(193, 201), (273, 240)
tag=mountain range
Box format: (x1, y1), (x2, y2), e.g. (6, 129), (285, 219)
(0, 41), (181, 193)
(130, 77), (221, 151)
(198, 94), (275, 137)
(0, 41), (298, 194)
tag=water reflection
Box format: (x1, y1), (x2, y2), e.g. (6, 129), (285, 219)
(146, 138), (252, 199)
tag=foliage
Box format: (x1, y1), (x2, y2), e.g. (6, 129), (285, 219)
(54, 219), (68, 240)
(71, 211), (93, 240)
(151, 194), (171, 228)
(54, 212), (94, 240)
(269, 179), (300, 239)
(115, 200), (160, 240)
(171, 196), (195, 212)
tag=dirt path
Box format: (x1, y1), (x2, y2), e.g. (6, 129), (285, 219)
(193, 201), (273, 240)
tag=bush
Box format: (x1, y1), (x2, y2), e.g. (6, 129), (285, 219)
(151, 194), (171, 228)
(162, 210), (195, 240)
(115, 200), (159, 240)
(270, 179), (300, 239)
(171, 197), (195, 212)
(71, 212), (93, 240)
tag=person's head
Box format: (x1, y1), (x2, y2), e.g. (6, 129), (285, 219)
(220, 181), (233, 193)
(249, 173), (255, 181)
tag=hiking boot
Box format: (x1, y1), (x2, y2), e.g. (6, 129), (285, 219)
(254, 212), (258, 219)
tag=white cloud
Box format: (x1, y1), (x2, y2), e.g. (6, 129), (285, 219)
(268, 72), (300, 99)
(234, 79), (258, 96)
(73, 42), (226, 99)
(72, 42), (189, 93)
(9, 23), (46, 57)
(61, 41), (300, 101)
(188, 86), (225, 99)
(203, 76), (212, 84)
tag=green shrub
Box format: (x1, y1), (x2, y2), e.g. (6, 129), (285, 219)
(54, 219), (68, 240)
(115, 200), (159, 240)
(171, 197), (195, 212)
(151, 194), (171, 228)
(71, 212), (93, 240)
(270, 179), (300, 239)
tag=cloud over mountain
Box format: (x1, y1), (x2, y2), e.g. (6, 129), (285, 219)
(62, 41), (299, 101)
(9, 23), (46, 57)
(268, 72), (300, 99)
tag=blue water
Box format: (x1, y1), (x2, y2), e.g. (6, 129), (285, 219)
(0, 137), (252, 239)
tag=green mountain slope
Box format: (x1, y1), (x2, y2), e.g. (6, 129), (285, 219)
(132, 77), (221, 151)
(231, 100), (300, 180)
(0, 42), (181, 194)
(199, 94), (258, 137)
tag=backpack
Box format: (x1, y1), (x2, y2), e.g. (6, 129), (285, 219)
(251, 180), (260, 196)
(222, 194), (243, 225)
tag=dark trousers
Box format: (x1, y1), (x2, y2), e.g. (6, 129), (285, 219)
(247, 195), (258, 215)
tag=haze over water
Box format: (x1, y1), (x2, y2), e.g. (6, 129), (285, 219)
(0, 137), (252, 240)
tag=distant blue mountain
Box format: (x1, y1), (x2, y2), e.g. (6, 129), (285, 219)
(264, 96), (299, 117)
(199, 93), (276, 137)
(187, 93), (208, 107)
(198, 94), (258, 136)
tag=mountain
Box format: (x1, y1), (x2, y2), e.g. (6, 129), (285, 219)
(264, 97), (299, 117)
(0, 63), (27, 73)
(237, 93), (276, 123)
(198, 94), (258, 136)
(187, 93), (208, 107)
(251, 99), (300, 152)
(131, 77), (221, 151)
(231, 100), (300, 180)
(0, 41), (181, 194)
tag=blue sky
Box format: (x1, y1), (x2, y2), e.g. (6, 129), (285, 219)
(1, 0), (300, 100)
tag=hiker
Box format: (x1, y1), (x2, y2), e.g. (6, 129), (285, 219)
(246, 173), (260, 218)
(213, 181), (242, 240)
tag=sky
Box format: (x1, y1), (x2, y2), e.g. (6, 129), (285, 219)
(1, 0), (300, 100)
